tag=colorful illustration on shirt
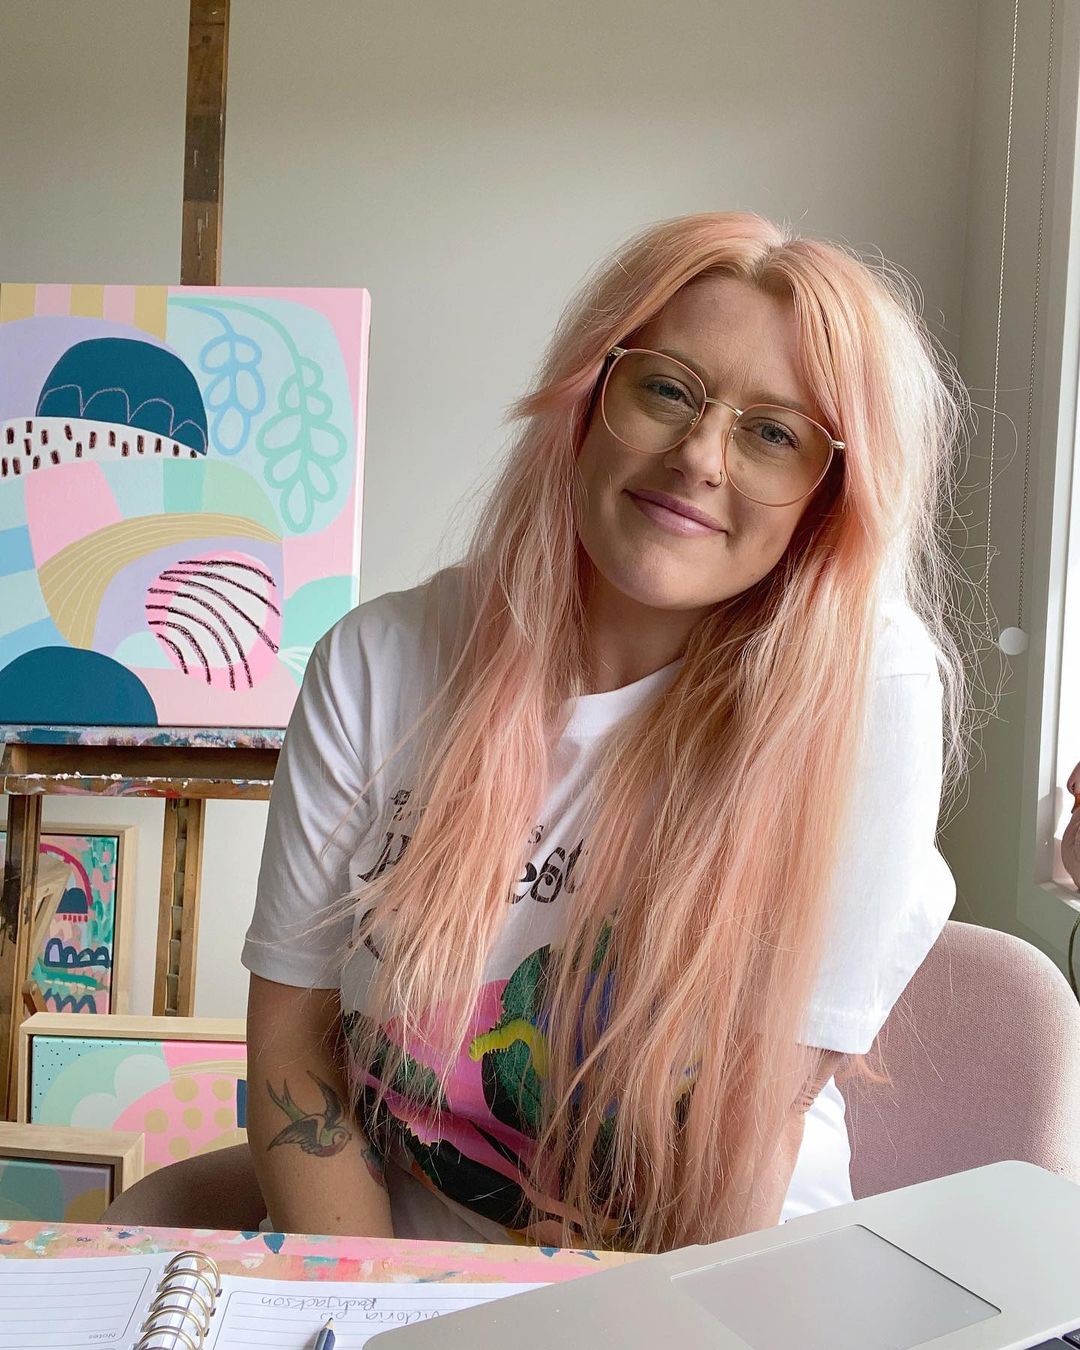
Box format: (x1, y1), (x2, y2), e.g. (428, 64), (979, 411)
(469, 945), (550, 1136)
(347, 922), (621, 1238)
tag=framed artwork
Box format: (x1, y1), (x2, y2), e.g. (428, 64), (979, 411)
(19, 1014), (247, 1175)
(0, 1121), (143, 1223)
(0, 284), (369, 729)
(0, 822), (134, 1014)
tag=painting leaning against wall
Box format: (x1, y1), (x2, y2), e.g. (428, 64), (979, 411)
(0, 285), (368, 729)
(29, 1031), (248, 1174)
(0, 826), (133, 1014)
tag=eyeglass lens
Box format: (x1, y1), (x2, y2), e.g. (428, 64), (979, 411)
(602, 350), (832, 505)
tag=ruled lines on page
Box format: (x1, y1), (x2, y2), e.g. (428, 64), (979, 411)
(205, 1278), (547, 1349)
(0, 1255), (168, 1349)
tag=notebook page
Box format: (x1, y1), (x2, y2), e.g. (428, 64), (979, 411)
(205, 1277), (547, 1350)
(0, 1254), (171, 1349)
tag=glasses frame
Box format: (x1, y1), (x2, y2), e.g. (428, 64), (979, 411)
(600, 346), (846, 508)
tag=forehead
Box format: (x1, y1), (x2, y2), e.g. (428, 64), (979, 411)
(636, 275), (817, 414)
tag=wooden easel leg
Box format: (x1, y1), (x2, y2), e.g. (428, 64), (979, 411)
(182, 0), (230, 287)
(154, 797), (207, 1016)
(152, 0), (226, 1019)
(1, 794), (43, 1118)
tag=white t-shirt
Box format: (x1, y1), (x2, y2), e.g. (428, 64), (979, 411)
(243, 565), (955, 1241)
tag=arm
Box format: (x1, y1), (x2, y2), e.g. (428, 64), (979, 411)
(747, 646), (950, 1227)
(247, 973), (394, 1237)
(743, 1048), (847, 1232)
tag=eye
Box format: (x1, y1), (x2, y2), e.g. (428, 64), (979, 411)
(744, 417), (799, 450)
(645, 377), (697, 409)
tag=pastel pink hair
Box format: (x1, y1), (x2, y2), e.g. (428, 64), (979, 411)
(344, 211), (972, 1251)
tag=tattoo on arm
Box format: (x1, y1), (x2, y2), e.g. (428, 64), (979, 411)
(266, 1070), (353, 1157)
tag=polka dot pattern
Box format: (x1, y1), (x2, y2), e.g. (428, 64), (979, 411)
(109, 1045), (247, 1174)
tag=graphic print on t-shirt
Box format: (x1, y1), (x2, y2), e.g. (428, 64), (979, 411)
(345, 938), (620, 1238)
(341, 782), (616, 1241)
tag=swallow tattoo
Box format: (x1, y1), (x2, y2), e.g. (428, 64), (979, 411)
(266, 1072), (353, 1157)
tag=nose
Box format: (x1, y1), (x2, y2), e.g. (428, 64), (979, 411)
(660, 401), (733, 487)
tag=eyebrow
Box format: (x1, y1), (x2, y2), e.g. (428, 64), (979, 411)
(659, 347), (816, 419)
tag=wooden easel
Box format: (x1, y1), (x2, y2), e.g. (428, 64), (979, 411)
(0, 1), (275, 1115)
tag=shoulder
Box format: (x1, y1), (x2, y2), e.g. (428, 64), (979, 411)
(871, 597), (942, 683)
(298, 565), (467, 758)
(863, 599), (946, 757)
(315, 565), (468, 681)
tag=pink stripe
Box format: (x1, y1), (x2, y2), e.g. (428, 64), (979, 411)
(25, 462), (122, 566)
(35, 285), (72, 316)
(102, 285), (136, 324)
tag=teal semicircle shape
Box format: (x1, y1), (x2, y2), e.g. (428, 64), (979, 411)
(0, 647), (158, 725)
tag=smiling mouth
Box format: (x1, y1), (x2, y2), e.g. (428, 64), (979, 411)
(626, 491), (725, 537)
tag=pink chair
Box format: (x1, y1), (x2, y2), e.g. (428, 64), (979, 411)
(840, 919), (1080, 1199)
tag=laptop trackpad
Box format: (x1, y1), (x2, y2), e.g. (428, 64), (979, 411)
(671, 1224), (1000, 1350)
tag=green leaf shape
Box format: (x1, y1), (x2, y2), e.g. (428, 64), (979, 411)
(258, 358), (347, 533)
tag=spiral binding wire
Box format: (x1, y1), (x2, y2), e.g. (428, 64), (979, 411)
(134, 1250), (222, 1350)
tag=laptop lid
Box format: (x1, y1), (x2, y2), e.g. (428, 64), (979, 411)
(371, 1162), (1080, 1350)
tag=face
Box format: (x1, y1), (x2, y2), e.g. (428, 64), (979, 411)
(575, 275), (831, 624)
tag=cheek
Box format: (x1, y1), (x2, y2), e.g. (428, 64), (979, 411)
(575, 428), (631, 523)
(728, 502), (806, 571)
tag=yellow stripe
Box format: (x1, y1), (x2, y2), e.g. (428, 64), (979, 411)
(171, 1059), (245, 1078)
(69, 284), (105, 318)
(133, 286), (168, 338)
(39, 513), (280, 648)
(0, 284), (36, 323)
(468, 1020), (549, 1077)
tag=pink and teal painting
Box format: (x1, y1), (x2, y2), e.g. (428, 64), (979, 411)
(30, 1034), (247, 1174)
(0, 285), (368, 728)
(0, 829), (122, 1014)
(0, 1155), (113, 1222)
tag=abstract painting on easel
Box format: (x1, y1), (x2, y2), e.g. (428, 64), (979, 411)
(0, 285), (368, 727)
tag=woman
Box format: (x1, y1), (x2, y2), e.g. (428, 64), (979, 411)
(111, 211), (971, 1253)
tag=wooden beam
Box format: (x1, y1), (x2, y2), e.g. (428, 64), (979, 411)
(1, 740), (278, 801)
(181, 0), (230, 286)
(22, 1012), (246, 1042)
(0, 794), (43, 1118)
(154, 797), (207, 1015)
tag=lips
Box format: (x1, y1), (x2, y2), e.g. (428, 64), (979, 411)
(627, 489), (725, 535)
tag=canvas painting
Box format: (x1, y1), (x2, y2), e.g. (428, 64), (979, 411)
(30, 1033), (247, 1174)
(0, 826), (130, 1014)
(0, 1155), (113, 1223)
(0, 284), (368, 728)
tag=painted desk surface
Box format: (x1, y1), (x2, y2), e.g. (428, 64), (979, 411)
(0, 1219), (636, 1284)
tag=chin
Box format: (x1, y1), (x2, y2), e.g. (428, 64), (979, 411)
(591, 545), (722, 614)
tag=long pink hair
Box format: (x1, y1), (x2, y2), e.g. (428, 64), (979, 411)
(343, 211), (972, 1251)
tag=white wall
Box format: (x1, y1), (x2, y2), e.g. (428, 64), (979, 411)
(2, 0), (984, 1016)
(941, 0), (1080, 972)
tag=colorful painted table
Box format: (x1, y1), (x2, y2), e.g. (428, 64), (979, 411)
(0, 1217), (635, 1284)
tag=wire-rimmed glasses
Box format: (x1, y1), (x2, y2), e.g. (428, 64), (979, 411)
(599, 346), (845, 508)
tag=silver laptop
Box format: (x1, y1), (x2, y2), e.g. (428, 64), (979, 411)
(372, 1161), (1080, 1349)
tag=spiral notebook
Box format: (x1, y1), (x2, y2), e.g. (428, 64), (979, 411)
(0, 1250), (545, 1350)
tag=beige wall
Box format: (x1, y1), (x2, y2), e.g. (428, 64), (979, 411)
(4, 0), (1041, 1018)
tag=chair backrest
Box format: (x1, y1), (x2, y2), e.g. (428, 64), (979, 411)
(840, 919), (1080, 1200)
